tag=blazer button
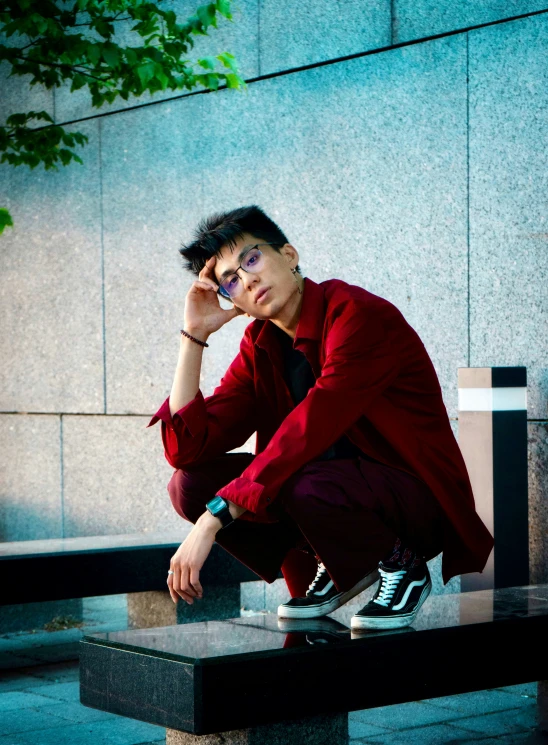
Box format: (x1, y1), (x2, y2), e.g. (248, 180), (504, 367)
(266, 497), (271, 502)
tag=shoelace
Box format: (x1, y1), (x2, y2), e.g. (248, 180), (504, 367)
(373, 567), (407, 607)
(308, 562), (327, 593)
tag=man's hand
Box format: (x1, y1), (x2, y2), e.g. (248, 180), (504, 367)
(167, 511), (222, 604)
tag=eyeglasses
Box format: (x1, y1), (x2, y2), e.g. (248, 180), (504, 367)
(216, 243), (282, 300)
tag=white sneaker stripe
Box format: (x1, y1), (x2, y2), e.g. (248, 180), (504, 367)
(391, 576), (427, 611)
(313, 579), (334, 597)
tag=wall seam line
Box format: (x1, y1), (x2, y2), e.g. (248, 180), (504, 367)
(60, 414), (65, 538)
(98, 120), (107, 415)
(466, 32), (471, 368)
(257, 0), (261, 77)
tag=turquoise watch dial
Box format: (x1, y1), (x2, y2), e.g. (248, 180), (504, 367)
(205, 495), (234, 528)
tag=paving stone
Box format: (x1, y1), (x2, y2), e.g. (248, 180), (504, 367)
(0, 714), (166, 745)
(22, 679), (80, 703)
(496, 682), (538, 698)
(348, 717), (393, 738)
(0, 689), (70, 711)
(362, 721), (482, 743)
(446, 703), (537, 735)
(423, 688), (531, 714)
(350, 700), (470, 729)
(0, 704), (78, 736)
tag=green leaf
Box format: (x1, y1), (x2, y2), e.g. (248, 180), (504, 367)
(102, 42), (119, 68)
(136, 61), (155, 86)
(197, 56), (216, 70)
(216, 51), (237, 72)
(0, 208), (14, 234)
(225, 72), (240, 88)
(217, 0), (232, 19)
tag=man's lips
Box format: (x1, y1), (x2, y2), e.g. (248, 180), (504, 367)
(254, 287), (270, 303)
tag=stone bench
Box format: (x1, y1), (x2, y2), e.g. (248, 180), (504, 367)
(80, 583), (548, 744)
(0, 530), (271, 631)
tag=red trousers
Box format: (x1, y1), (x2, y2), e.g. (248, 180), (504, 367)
(167, 453), (447, 597)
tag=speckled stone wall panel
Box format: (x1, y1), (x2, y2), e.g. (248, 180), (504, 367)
(0, 62), (54, 128)
(469, 14), (548, 419)
(54, 0), (259, 123)
(394, 1), (548, 44)
(0, 120), (104, 414)
(259, 0), (390, 75)
(0, 414), (61, 541)
(192, 34), (468, 417)
(100, 96), (207, 415)
(0, 27), (54, 128)
(529, 421), (548, 584)
(62, 415), (177, 536)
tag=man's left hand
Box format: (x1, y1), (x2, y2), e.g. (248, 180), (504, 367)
(168, 512), (222, 604)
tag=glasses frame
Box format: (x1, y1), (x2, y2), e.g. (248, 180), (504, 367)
(216, 242), (284, 300)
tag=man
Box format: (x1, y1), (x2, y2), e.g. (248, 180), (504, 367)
(148, 205), (494, 630)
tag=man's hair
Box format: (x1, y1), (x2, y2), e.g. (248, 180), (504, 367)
(179, 205), (301, 279)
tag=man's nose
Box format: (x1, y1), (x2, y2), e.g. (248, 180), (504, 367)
(242, 270), (260, 293)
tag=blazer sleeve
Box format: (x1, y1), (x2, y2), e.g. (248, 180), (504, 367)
(216, 299), (401, 517)
(147, 328), (257, 469)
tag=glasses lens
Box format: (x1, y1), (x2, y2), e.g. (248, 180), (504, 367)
(242, 247), (263, 272)
(220, 273), (241, 299)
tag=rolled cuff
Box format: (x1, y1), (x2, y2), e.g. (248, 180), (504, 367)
(217, 476), (273, 520)
(146, 390), (207, 438)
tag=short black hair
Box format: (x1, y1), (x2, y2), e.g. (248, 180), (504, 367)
(179, 205), (301, 279)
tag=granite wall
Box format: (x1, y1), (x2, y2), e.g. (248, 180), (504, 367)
(1, 2), (547, 599)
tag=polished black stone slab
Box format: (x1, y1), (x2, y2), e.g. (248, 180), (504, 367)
(80, 584), (548, 735)
(1, 530), (263, 605)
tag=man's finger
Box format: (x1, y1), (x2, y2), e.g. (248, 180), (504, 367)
(199, 256), (217, 285)
(167, 574), (178, 604)
(180, 565), (198, 600)
(190, 568), (203, 598)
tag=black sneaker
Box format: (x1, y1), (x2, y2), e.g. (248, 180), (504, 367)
(277, 562), (379, 619)
(350, 560), (432, 630)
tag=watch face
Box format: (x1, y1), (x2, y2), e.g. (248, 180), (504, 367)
(207, 495), (227, 515)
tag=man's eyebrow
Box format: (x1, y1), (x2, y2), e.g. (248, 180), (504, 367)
(217, 244), (256, 282)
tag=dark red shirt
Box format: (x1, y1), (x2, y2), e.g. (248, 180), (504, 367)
(148, 276), (494, 583)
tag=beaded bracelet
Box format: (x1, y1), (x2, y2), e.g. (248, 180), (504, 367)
(180, 329), (209, 347)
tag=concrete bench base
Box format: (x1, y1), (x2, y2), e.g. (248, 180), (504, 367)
(127, 587), (242, 629)
(166, 713), (348, 744)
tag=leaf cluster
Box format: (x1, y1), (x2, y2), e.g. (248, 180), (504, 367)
(0, 0), (246, 231)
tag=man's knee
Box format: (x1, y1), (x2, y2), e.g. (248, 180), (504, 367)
(167, 467), (208, 523)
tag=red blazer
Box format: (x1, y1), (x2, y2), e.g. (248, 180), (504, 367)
(148, 276), (494, 584)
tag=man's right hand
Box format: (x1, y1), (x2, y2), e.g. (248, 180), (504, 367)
(183, 256), (247, 340)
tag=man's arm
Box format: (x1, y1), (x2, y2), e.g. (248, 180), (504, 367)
(148, 255), (256, 467)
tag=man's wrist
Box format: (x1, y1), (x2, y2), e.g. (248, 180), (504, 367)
(198, 510), (223, 534)
(183, 327), (210, 343)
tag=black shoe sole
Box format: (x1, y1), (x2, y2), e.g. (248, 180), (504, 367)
(350, 580), (432, 630)
(277, 568), (380, 619)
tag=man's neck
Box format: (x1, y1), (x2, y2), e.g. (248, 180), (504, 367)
(270, 281), (305, 339)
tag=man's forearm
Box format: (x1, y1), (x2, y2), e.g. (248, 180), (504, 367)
(169, 326), (210, 418)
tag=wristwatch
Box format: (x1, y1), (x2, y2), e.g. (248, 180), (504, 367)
(205, 495), (234, 529)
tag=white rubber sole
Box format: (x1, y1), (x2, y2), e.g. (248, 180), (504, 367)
(350, 581), (432, 630)
(277, 568), (380, 619)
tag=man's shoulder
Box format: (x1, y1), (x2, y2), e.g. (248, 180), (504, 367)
(320, 278), (401, 317)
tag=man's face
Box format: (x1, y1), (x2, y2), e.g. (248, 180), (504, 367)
(212, 232), (300, 320)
